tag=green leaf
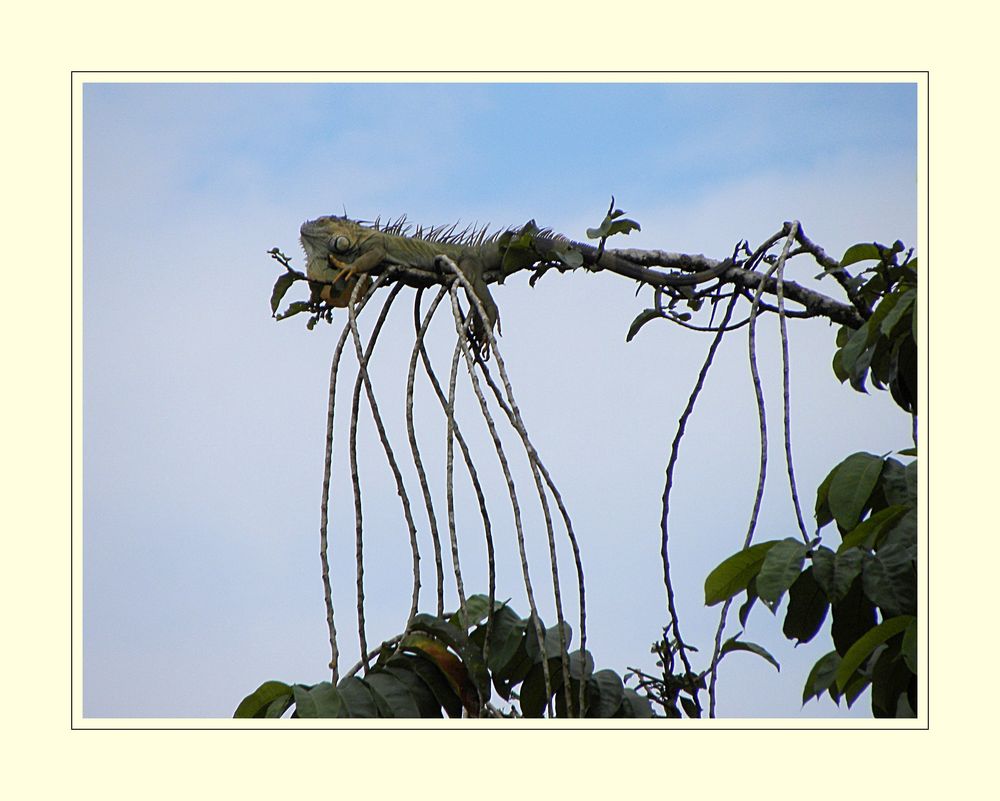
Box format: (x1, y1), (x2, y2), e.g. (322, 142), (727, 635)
(904, 459), (917, 505)
(389, 653), (463, 718)
(524, 620), (572, 663)
(878, 458), (910, 507)
(399, 632), (477, 713)
(585, 217), (612, 239)
(275, 301), (312, 321)
(480, 604), (527, 674)
(880, 289), (915, 337)
(843, 672), (872, 708)
(837, 505), (909, 552)
(519, 659), (561, 717)
(679, 695), (701, 718)
(291, 682), (346, 718)
(901, 618), (917, 673)
(881, 509), (916, 556)
(831, 347), (850, 384)
(335, 676), (380, 718)
(831, 577), (876, 656)
(828, 452), (884, 531)
(270, 272), (298, 316)
(613, 687), (654, 718)
(553, 651), (597, 718)
(783, 566), (829, 645)
(459, 639), (491, 703)
(837, 324), (877, 389)
(263, 695), (294, 718)
(802, 651), (841, 704)
(756, 538), (809, 603)
(738, 579), (758, 627)
(448, 594), (501, 630)
(862, 542), (916, 618)
(409, 612), (468, 650)
(813, 546), (865, 604)
(815, 468), (836, 528)
(841, 243), (881, 267)
(585, 669), (625, 718)
(363, 671), (422, 718)
(383, 665), (443, 718)
(606, 218), (641, 237)
(720, 636), (780, 672)
(234, 680), (294, 718)
(704, 541), (781, 606)
(871, 641), (915, 718)
(625, 309), (662, 342)
(491, 638), (533, 701)
(835, 615), (914, 691)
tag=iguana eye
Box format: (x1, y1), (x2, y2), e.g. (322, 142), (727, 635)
(330, 235), (351, 253)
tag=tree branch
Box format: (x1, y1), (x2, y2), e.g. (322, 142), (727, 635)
(353, 243), (865, 330)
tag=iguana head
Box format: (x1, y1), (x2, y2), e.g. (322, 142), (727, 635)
(299, 215), (367, 283)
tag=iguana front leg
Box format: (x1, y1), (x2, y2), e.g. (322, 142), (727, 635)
(328, 242), (386, 285)
(313, 273), (373, 307)
(457, 254), (500, 357)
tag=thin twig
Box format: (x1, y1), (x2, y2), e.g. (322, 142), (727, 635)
(793, 227), (871, 319)
(343, 634), (404, 679)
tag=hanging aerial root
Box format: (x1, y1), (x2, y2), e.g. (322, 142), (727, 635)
(707, 223), (802, 717)
(658, 288), (742, 685)
(406, 287), (449, 618)
(319, 274), (387, 682)
(444, 279), (556, 715)
(413, 288), (498, 677)
(441, 256), (587, 717)
(344, 275), (401, 674)
(346, 276), (424, 656)
(473, 359), (588, 719)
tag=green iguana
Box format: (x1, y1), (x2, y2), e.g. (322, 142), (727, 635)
(299, 214), (733, 353)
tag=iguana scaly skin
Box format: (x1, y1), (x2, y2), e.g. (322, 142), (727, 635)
(299, 214), (733, 351)
(300, 215), (503, 350)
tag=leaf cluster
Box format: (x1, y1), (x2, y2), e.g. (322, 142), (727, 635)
(625, 635), (707, 718)
(704, 450), (917, 717)
(267, 247), (359, 330)
(830, 241), (917, 413)
(235, 595), (653, 719)
(498, 197), (641, 289)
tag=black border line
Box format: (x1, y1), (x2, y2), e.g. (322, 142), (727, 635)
(71, 70), (930, 731)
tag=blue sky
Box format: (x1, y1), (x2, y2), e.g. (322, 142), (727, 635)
(82, 80), (916, 719)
